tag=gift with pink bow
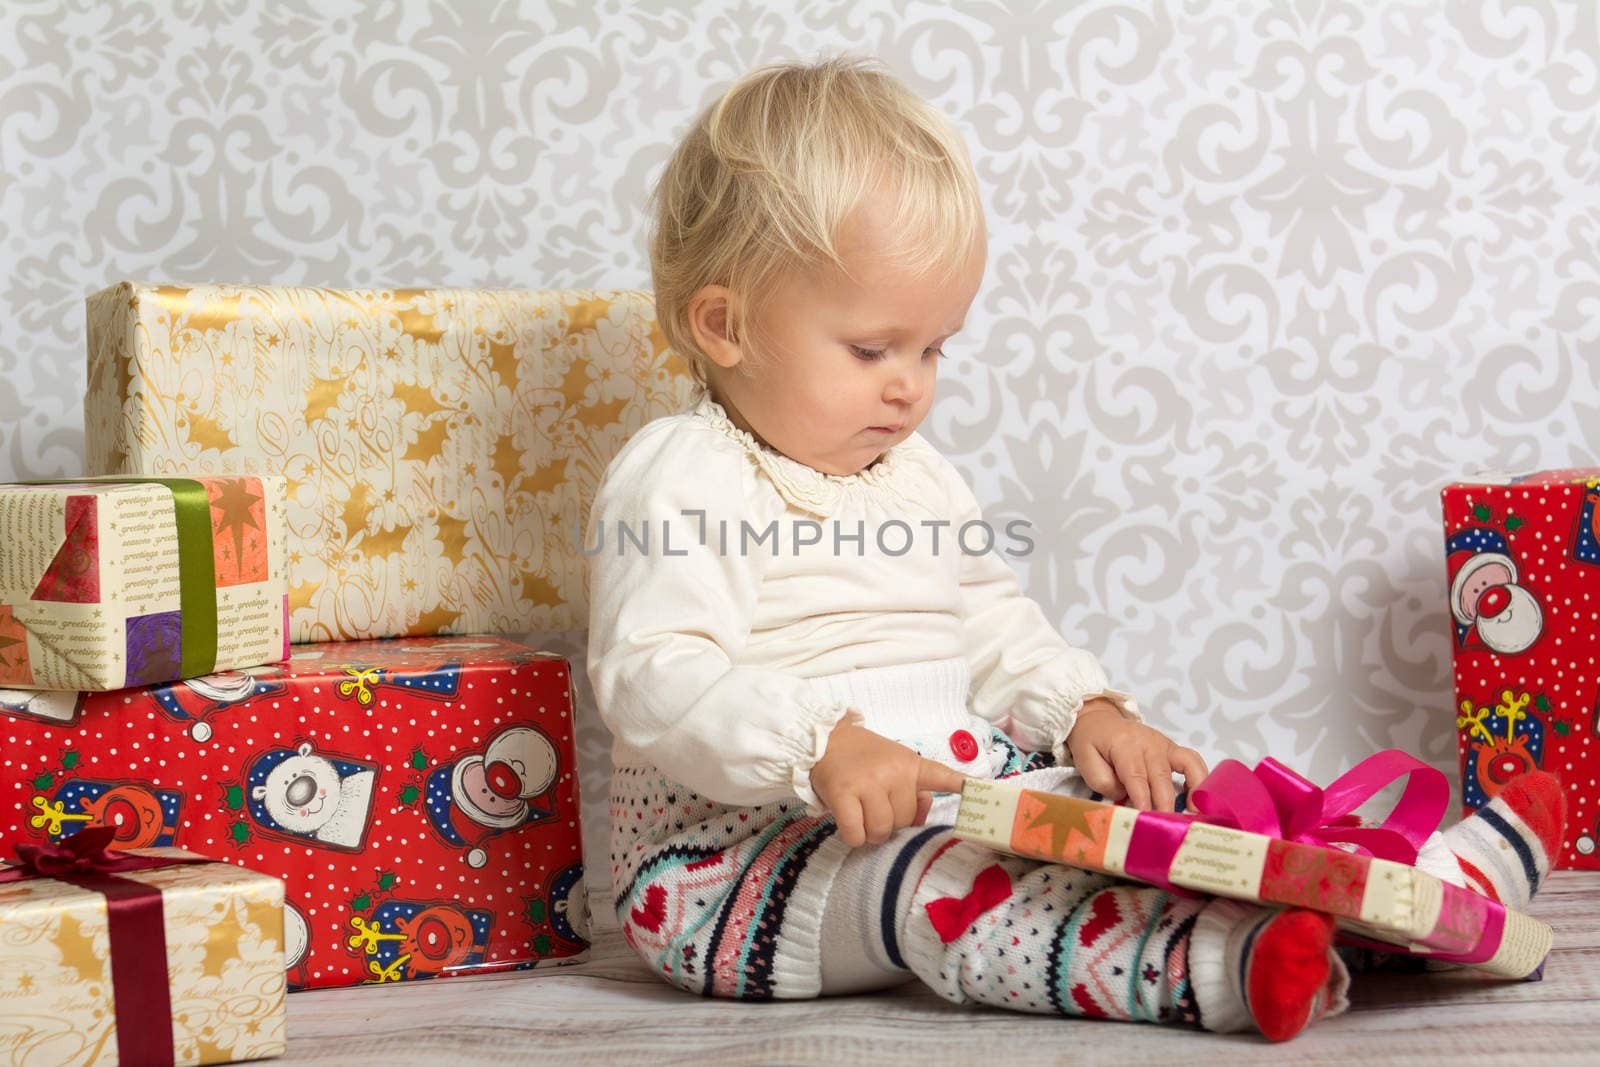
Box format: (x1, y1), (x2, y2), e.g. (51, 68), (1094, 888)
(0, 826), (287, 1065)
(954, 750), (1552, 979)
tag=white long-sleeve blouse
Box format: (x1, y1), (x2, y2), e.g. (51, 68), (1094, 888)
(585, 391), (1138, 809)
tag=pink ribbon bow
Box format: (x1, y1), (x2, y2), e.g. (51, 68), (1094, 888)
(1124, 749), (1450, 894)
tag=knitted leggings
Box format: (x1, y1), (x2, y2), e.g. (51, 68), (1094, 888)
(610, 769), (1318, 1032)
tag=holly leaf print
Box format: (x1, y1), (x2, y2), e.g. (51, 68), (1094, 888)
(377, 871), (398, 892)
(527, 899), (547, 924)
(1473, 504), (1492, 522)
(1506, 515), (1525, 531)
(32, 773), (53, 790)
(409, 750), (428, 770)
(61, 751), (80, 770)
(350, 892), (372, 913)
(399, 785), (420, 806)
(228, 822), (252, 846)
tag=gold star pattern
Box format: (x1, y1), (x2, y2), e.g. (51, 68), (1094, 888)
(341, 484), (372, 542)
(393, 291), (444, 343)
(491, 434), (523, 489)
(488, 338), (519, 389)
(361, 524), (413, 561)
(557, 360), (592, 410)
(562, 296), (609, 336)
(194, 1036), (233, 1062)
(392, 382), (449, 418)
(288, 579), (318, 614)
(1018, 793), (1103, 862)
(521, 458), (567, 498)
(188, 293), (245, 334)
(434, 513), (470, 569)
(518, 570), (563, 608)
(182, 405), (237, 453)
(203, 899), (250, 979)
(52, 913), (105, 984)
(305, 376), (346, 422)
(404, 421), (452, 463)
(411, 606), (462, 634)
(241, 894), (282, 953)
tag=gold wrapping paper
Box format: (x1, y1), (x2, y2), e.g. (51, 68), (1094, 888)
(85, 284), (695, 642)
(0, 477), (289, 691)
(0, 850), (286, 1066)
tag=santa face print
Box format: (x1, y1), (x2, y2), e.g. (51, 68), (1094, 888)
(1456, 561), (1514, 620)
(1450, 548), (1545, 656)
(458, 760), (527, 819)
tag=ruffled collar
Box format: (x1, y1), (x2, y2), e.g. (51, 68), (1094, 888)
(689, 388), (911, 518)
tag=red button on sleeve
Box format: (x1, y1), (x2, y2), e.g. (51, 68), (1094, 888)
(949, 729), (979, 762)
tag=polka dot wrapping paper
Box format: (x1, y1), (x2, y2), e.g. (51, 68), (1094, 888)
(0, 635), (589, 990)
(1443, 469), (1600, 869)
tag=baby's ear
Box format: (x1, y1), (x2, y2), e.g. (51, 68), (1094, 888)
(687, 285), (744, 369)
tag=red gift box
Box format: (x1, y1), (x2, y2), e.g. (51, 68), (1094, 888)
(0, 635), (588, 990)
(1442, 469), (1600, 869)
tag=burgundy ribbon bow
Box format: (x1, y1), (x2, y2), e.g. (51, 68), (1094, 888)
(1, 827), (211, 1066)
(1124, 749), (1451, 894)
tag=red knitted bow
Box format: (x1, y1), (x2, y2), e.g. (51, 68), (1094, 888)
(925, 863), (1013, 944)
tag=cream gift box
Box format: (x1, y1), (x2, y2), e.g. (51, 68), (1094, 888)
(0, 838), (286, 1066)
(954, 766), (1553, 980)
(84, 283), (695, 642)
(0, 476), (288, 691)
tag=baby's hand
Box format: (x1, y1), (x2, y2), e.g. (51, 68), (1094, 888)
(810, 721), (967, 847)
(1065, 698), (1208, 813)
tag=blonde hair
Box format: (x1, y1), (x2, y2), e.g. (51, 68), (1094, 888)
(649, 55), (984, 385)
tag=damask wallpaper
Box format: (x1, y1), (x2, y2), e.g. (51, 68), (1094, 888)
(3, 1), (1597, 876)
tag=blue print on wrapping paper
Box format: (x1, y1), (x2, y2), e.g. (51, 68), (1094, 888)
(357, 899), (493, 983)
(39, 778), (184, 847)
(150, 666), (288, 743)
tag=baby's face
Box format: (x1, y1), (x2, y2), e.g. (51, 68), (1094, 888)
(712, 203), (985, 476)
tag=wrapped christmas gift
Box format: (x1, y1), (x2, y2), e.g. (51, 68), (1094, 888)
(84, 283), (695, 642)
(1442, 468), (1600, 869)
(0, 828), (286, 1066)
(0, 476), (288, 691)
(954, 752), (1552, 979)
(0, 635), (587, 991)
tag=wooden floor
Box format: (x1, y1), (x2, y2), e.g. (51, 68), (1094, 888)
(279, 871), (1600, 1065)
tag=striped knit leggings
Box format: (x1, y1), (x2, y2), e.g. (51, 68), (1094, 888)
(610, 767), (1329, 1032)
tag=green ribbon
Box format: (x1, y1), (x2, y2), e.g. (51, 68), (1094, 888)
(16, 477), (218, 680)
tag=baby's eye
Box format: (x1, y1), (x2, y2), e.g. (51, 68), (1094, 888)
(925, 347), (947, 360)
(850, 345), (886, 361)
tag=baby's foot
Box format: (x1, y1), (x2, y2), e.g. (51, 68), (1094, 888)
(1190, 900), (1347, 1041)
(1443, 769), (1565, 911)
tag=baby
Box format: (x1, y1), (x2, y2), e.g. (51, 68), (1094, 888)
(587, 56), (1564, 1040)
